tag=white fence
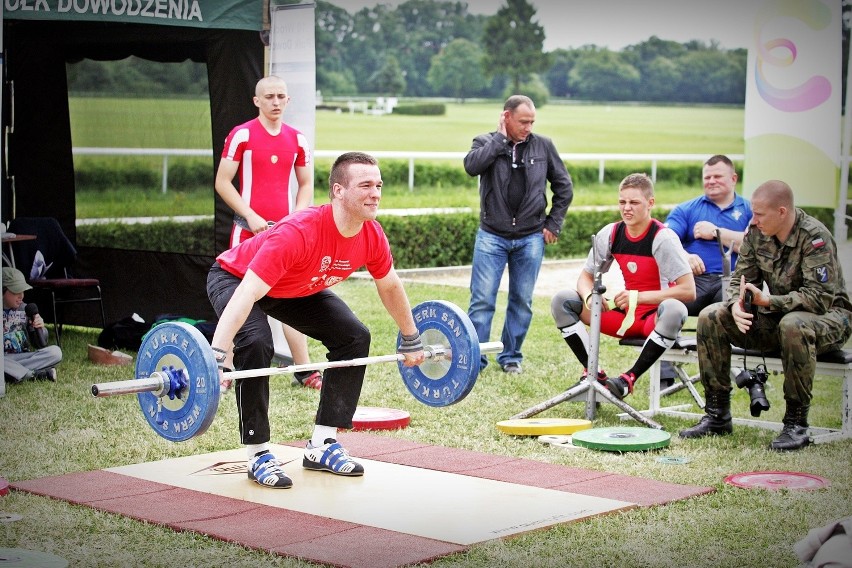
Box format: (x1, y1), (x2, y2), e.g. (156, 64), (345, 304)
(71, 147), (745, 192)
(72, 147), (213, 194)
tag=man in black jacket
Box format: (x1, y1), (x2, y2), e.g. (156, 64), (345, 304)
(463, 95), (574, 374)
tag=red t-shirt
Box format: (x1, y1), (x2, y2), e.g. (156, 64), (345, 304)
(216, 204), (393, 298)
(222, 117), (311, 244)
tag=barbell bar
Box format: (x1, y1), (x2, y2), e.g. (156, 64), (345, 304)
(90, 300), (502, 443)
(91, 341), (502, 397)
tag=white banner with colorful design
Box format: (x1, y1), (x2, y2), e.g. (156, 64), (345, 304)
(743, 0), (842, 208)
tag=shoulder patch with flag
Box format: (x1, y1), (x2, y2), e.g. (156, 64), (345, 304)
(812, 237), (825, 249)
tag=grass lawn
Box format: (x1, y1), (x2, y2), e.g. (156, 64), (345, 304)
(69, 98), (746, 155)
(1, 280), (849, 567)
(70, 97), (744, 219)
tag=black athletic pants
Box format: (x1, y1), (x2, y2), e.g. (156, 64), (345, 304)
(207, 263), (371, 445)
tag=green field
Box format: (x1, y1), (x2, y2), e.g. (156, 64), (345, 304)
(70, 97), (746, 154)
(70, 98), (743, 217)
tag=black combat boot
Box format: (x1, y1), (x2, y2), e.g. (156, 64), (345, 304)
(770, 403), (810, 451)
(678, 391), (733, 438)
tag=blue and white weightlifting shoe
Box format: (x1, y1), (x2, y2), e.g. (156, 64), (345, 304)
(248, 451), (293, 488)
(303, 438), (364, 476)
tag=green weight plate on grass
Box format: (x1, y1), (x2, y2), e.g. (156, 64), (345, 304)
(570, 427), (671, 452)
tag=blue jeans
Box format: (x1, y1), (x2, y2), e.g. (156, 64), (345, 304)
(468, 228), (545, 370)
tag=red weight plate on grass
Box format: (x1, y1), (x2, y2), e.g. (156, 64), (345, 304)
(352, 407), (411, 431)
(724, 471), (830, 491)
(0, 477), (8, 497)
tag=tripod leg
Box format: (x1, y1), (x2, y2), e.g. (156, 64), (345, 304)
(588, 382), (664, 429)
(511, 383), (591, 419)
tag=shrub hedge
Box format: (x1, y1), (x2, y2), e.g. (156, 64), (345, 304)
(77, 209), (662, 266)
(75, 158), (852, 194)
(391, 103), (446, 115)
(75, 159), (719, 193)
(75, 157), (213, 191)
(77, 204), (836, 269)
(80, 219), (216, 256)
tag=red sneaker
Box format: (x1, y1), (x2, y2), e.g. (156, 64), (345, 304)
(292, 370), (322, 390)
(605, 372), (636, 400)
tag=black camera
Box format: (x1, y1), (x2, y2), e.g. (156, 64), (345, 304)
(743, 289), (755, 315)
(734, 364), (770, 417)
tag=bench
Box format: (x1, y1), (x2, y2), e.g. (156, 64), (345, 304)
(619, 337), (852, 444)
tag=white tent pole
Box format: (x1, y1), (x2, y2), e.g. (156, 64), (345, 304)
(836, 29), (852, 242)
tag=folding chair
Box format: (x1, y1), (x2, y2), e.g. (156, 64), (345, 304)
(7, 217), (106, 346)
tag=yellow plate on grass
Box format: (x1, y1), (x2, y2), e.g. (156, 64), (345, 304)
(496, 418), (593, 436)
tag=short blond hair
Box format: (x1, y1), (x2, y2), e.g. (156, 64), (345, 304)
(255, 75), (287, 97)
(619, 173), (654, 199)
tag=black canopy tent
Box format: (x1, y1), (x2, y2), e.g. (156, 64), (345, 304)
(1, 3), (265, 325)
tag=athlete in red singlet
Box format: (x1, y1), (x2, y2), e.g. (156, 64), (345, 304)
(551, 173), (696, 400)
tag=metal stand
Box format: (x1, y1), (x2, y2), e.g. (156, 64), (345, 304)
(512, 236), (662, 429)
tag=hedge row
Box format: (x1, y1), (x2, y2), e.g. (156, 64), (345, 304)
(74, 159), (716, 192)
(78, 205), (836, 270)
(75, 158), (213, 192)
(312, 161), (712, 188)
(79, 220), (216, 256)
(77, 208), (653, 266)
(391, 103), (446, 115)
(314, 160), (475, 188)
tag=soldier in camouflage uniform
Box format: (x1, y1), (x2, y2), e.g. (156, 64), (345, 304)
(679, 180), (852, 451)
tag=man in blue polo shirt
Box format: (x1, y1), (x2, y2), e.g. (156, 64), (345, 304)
(665, 154), (752, 316)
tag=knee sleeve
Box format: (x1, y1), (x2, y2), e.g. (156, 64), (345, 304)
(551, 289), (584, 329)
(653, 299), (688, 344)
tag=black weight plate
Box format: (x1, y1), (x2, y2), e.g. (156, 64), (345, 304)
(398, 300), (479, 406)
(570, 427), (671, 452)
(136, 322), (219, 442)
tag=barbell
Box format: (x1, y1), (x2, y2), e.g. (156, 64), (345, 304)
(90, 300), (502, 443)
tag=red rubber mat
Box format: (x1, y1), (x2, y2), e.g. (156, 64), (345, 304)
(11, 432), (713, 568)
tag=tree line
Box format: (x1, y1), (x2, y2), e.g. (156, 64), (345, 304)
(67, 0), (849, 106)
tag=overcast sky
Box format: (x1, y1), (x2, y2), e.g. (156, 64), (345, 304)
(324, 0), (756, 52)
